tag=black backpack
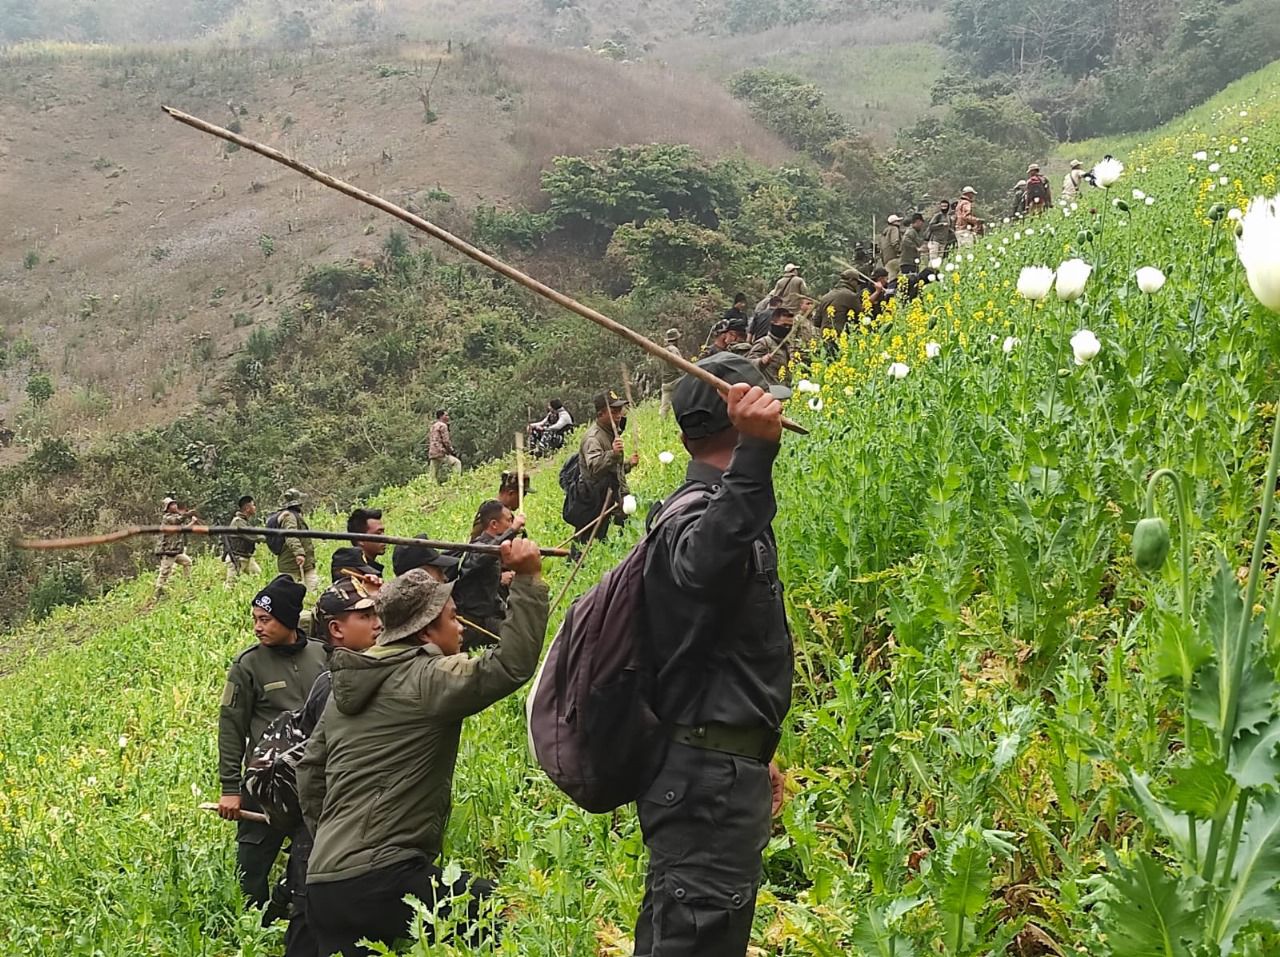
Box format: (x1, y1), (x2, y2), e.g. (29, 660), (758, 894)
(262, 510), (287, 555)
(241, 707), (309, 831)
(527, 484), (707, 813)
(559, 453), (607, 529)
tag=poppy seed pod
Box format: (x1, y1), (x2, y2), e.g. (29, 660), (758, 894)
(1133, 517), (1171, 573)
(1208, 203), (1227, 222)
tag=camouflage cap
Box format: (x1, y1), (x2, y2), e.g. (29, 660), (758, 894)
(162, 496), (177, 507)
(316, 576), (378, 620)
(281, 488), (305, 508)
(664, 328), (681, 342)
(375, 568), (454, 645)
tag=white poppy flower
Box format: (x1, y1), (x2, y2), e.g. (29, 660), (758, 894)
(1093, 157), (1124, 187)
(1002, 336), (1019, 355)
(1132, 189), (1146, 200)
(1236, 193), (1280, 312)
(1240, 110), (1249, 117)
(118, 735), (129, 749)
(658, 451), (675, 465)
(1136, 267), (1166, 294)
(1070, 202), (1079, 211)
(887, 362), (910, 380)
(1220, 176), (1230, 186)
(1145, 197), (1155, 206)
(925, 341), (941, 359)
(1070, 329), (1101, 365)
(1024, 228), (1035, 236)
(795, 378), (814, 393)
(807, 396), (824, 411)
(1229, 145), (1239, 154)
(1228, 208), (1243, 221)
(622, 494), (638, 516)
(1016, 266), (1055, 301)
(929, 258), (943, 269)
(1193, 150), (1209, 161)
(1055, 259), (1093, 301)
(1242, 136), (1250, 144)
(945, 262), (956, 272)
(1014, 231), (1022, 241)
(1209, 162), (1221, 173)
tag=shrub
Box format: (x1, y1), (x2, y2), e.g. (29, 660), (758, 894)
(27, 561), (89, 621)
(25, 373), (53, 406)
(23, 249), (38, 269)
(29, 437), (77, 474)
(728, 69), (850, 159)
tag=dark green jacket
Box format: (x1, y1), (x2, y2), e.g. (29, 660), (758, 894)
(218, 634), (328, 795)
(580, 421), (633, 497)
(227, 510), (258, 559)
(298, 575), (550, 884)
(275, 507), (316, 576)
(899, 225), (926, 272)
(747, 332), (791, 385)
(813, 277), (862, 335)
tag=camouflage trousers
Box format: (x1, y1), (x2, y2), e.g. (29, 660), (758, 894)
(431, 455), (461, 484)
(155, 552), (193, 595)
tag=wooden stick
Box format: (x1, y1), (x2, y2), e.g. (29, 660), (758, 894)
(515, 432), (526, 515)
(199, 802), (270, 824)
(16, 525), (571, 558)
(457, 614), (502, 645)
(161, 106), (806, 436)
(621, 363), (638, 444)
(552, 491), (614, 610)
(552, 504), (618, 551)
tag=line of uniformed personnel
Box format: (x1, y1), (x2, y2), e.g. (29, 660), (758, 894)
(204, 346), (794, 957)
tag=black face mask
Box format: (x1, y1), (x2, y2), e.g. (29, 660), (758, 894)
(616, 416), (628, 434)
(770, 323), (792, 340)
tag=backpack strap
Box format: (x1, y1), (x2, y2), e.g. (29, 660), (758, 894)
(646, 481), (713, 534)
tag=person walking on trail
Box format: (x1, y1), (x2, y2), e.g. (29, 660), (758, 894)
(721, 293), (750, 325)
(329, 508), (386, 583)
(225, 495), (262, 586)
(955, 187), (981, 246)
(574, 391), (639, 544)
(1062, 159), (1086, 201)
(926, 201), (955, 262)
(297, 540), (550, 957)
(449, 499), (523, 651)
(217, 575), (327, 918)
(632, 352), (792, 957)
(1010, 180), (1028, 219)
(428, 410), (461, 485)
(276, 489), (320, 594)
(660, 328), (684, 419)
(880, 216), (904, 278)
(899, 212), (927, 275)
(766, 264), (809, 312)
(747, 307), (795, 385)
(1023, 164), (1051, 216)
(155, 496), (197, 598)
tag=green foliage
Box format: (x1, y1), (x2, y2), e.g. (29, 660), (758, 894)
(728, 69), (850, 158)
(541, 144), (735, 246)
(471, 207), (551, 252)
(257, 234), (275, 258)
(275, 9), (311, 47)
(25, 373), (53, 406)
(29, 437), (78, 474)
(725, 0), (820, 33)
(23, 249), (38, 269)
(26, 560), (90, 620)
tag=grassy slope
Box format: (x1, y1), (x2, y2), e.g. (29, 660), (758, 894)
(5, 60), (1280, 957)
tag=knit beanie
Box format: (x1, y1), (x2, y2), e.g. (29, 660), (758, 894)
(252, 575), (306, 631)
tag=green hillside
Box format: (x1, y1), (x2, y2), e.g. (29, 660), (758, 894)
(4, 64), (1280, 956)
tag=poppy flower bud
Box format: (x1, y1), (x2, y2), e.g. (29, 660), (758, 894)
(1208, 203), (1227, 222)
(1133, 517), (1171, 573)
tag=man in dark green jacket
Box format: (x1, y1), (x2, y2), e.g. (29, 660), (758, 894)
(217, 575), (328, 912)
(276, 489), (319, 593)
(297, 538), (550, 957)
(812, 270), (863, 339)
(899, 212), (927, 275)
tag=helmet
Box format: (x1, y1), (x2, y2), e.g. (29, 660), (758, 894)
(281, 488), (305, 508)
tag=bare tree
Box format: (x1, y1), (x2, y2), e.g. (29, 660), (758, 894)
(405, 58), (444, 124)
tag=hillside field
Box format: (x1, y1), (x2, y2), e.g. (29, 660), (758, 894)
(4, 55), (1280, 957)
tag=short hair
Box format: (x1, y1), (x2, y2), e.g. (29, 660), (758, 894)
(471, 499), (508, 539)
(872, 267), (889, 279)
(346, 507), (383, 534)
(238, 495), (254, 508)
(773, 307), (796, 320)
(732, 292), (747, 304)
(435, 409), (447, 419)
(549, 398), (563, 410)
(768, 296), (783, 306)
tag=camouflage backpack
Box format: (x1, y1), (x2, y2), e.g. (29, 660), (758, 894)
(241, 707), (308, 831)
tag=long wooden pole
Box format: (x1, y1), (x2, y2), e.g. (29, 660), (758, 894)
(16, 525), (570, 558)
(515, 432), (526, 515)
(161, 106), (806, 436)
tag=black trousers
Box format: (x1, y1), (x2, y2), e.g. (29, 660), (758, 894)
(633, 743), (772, 957)
(236, 810), (288, 911)
(307, 859), (496, 957)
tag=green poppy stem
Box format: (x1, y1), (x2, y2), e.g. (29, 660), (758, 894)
(1145, 467), (1194, 746)
(1223, 402), (1280, 757)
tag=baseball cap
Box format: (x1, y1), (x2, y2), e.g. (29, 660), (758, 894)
(723, 316), (749, 335)
(162, 496), (176, 507)
(391, 534), (461, 577)
(887, 214), (901, 224)
(593, 390), (627, 412)
(672, 352), (791, 440)
(316, 576), (377, 619)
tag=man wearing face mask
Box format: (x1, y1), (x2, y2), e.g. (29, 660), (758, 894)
(746, 307), (796, 385)
(576, 390), (639, 541)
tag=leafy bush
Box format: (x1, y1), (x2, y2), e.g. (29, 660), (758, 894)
(29, 437), (78, 474)
(26, 560), (89, 620)
(25, 373), (53, 406)
(728, 69), (850, 159)
(471, 207), (552, 252)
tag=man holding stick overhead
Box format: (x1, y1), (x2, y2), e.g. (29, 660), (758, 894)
(633, 352), (792, 957)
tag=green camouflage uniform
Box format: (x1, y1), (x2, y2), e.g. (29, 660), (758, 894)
(580, 420), (633, 499)
(225, 510), (262, 583)
(276, 508), (319, 592)
(154, 510), (194, 596)
(746, 333), (792, 385)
